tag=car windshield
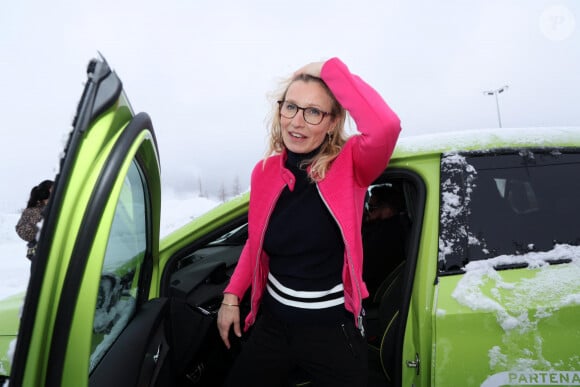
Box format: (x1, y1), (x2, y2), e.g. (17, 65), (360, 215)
(439, 149), (580, 273)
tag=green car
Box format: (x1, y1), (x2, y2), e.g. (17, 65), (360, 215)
(1, 57), (580, 387)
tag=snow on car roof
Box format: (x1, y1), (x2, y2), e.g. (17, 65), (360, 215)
(393, 127), (580, 158)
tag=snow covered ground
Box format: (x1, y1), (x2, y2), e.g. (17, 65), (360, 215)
(0, 191), (220, 301)
(0, 212), (30, 300)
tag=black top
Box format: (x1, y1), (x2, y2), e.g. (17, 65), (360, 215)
(262, 149), (347, 325)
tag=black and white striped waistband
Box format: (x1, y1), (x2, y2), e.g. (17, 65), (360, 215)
(266, 273), (344, 309)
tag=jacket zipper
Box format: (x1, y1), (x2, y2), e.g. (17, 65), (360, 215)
(316, 184), (365, 337)
(250, 184), (286, 323)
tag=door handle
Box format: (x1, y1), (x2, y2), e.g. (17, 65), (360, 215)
(406, 353), (420, 375)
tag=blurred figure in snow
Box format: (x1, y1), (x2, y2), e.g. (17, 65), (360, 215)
(15, 179), (53, 266)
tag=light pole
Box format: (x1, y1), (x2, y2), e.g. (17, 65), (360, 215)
(483, 85), (509, 128)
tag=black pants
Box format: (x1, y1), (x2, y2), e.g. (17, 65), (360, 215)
(224, 312), (368, 387)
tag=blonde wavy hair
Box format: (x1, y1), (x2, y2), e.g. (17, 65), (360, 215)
(265, 73), (348, 181)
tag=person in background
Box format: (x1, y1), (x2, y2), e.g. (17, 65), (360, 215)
(217, 57), (401, 386)
(15, 179), (54, 265)
(362, 184), (407, 297)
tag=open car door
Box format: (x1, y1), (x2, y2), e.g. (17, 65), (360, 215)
(9, 57), (167, 387)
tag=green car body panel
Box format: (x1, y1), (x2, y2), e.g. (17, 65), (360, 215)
(0, 292), (23, 376)
(435, 266), (580, 386)
(2, 54), (579, 386)
(156, 193), (249, 287)
(391, 128), (580, 387)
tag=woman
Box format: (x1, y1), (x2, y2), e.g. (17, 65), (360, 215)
(15, 179), (53, 261)
(217, 57), (401, 386)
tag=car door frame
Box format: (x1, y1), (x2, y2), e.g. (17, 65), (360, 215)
(385, 157), (438, 387)
(10, 58), (162, 387)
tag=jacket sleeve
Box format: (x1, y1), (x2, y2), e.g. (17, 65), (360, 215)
(321, 57), (401, 187)
(223, 239), (253, 299)
(223, 161), (263, 299)
(15, 208), (42, 242)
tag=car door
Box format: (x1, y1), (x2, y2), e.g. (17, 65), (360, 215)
(9, 57), (167, 387)
(433, 150), (580, 386)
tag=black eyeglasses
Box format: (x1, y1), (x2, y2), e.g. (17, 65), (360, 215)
(277, 100), (332, 125)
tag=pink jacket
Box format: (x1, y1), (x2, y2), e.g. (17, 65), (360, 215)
(224, 57), (401, 331)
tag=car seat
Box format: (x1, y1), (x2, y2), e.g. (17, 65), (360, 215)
(364, 260), (405, 384)
(378, 268), (403, 383)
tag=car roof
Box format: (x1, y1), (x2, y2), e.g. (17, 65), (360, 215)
(391, 127), (580, 159)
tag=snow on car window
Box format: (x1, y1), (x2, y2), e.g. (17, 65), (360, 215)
(439, 149), (580, 272)
(438, 152), (478, 265)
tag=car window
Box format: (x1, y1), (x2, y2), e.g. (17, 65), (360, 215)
(439, 150), (580, 273)
(89, 160), (148, 371)
(362, 179), (411, 299)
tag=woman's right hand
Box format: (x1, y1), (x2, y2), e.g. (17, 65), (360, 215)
(217, 293), (242, 349)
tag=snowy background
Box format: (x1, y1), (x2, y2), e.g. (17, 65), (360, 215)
(1, 0), (579, 215)
(0, 194), (219, 301)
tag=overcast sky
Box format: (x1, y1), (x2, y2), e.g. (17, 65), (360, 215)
(1, 0), (578, 213)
